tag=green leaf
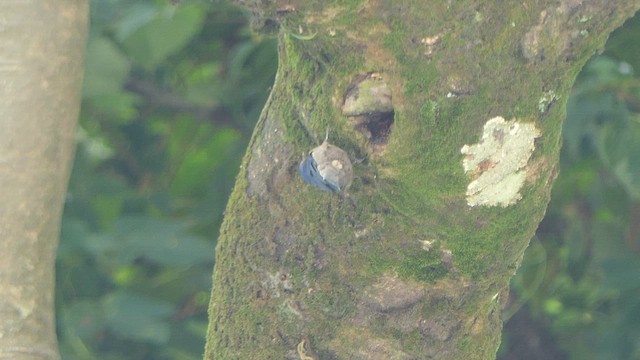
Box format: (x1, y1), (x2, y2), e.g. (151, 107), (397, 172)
(59, 219), (91, 257)
(599, 257), (640, 292)
(101, 215), (215, 267)
(89, 92), (141, 124)
(62, 300), (105, 340)
(122, 4), (206, 71)
(103, 291), (174, 344)
(604, 14), (640, 74)
(85, 233), (125, 263)
(170, 125), (240, 197)
(83, 36), (131, 98)
(595, 109), (640, 199)
(114, 2), (158, 41)
(91, 194), (125, 230)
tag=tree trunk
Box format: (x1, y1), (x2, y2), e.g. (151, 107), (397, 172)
(0, 1), (88, 359)
(205, 1), (639, 359)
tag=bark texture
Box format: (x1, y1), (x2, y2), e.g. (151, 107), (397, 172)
(205, 1), (640, 359)
(0, 1), (88, 359)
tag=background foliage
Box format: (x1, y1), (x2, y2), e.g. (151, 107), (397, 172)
(58, 1), (275, 359)
(56, 1), (640, 359)
(499, 14), (640, 360)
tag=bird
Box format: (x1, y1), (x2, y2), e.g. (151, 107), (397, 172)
(299, 131), (353, 192)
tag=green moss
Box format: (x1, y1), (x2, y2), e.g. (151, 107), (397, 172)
(400, 328), (425, 353)
(398, 251), (448, 282)
(279, 32), (365, 152)
(367, 236), (448, 283)
(371, 1), (577, 281)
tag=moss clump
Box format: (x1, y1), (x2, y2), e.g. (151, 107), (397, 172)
(398, 251), (449, 282)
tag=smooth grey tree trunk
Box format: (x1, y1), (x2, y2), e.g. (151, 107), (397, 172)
(0, 1), (88, 359)
(205, 1), (640, 359)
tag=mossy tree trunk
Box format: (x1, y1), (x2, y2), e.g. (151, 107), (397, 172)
(0, 1), (88, 359)
(205, 1), (639, 359)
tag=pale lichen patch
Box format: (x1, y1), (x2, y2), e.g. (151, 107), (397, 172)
(538, 90), (559, 113)
(461, 117), (541, 207)
(420, 239), (435, 251)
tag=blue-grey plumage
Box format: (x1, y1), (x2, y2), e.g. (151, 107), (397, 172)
(299, 137), (353, 192)
(299, 154), (336, 191)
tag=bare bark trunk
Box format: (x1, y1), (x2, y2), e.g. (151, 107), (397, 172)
(0, 1), (88, 359)
(205, 1), (640, 359)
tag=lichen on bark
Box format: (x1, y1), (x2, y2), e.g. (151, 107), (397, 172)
(461, 117), (541, 207)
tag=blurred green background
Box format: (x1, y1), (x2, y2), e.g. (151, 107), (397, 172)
(56, 1), (640, 359)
